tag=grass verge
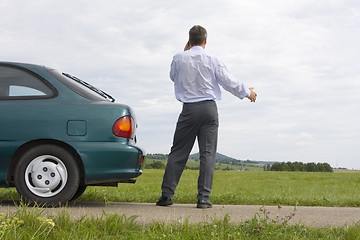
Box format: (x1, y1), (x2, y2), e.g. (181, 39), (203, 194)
(0, 203), (360, 239)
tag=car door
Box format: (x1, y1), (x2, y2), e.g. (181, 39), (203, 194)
(0, 64), (57, 183)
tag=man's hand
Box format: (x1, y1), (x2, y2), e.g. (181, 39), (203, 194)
(184, 41), (191, 51)
(248, 87), (257, 102)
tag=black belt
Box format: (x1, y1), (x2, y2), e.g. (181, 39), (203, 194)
(183, 100), (214, 105)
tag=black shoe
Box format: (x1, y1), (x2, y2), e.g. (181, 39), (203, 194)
(197, 199), (212, 209)
(156, 196), (173, 206)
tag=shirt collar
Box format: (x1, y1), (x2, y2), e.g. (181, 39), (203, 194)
(190, 46), (204, 51)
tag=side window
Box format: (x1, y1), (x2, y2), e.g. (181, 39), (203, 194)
(9, 86), (47, 96)
(0, 66), (54, 99)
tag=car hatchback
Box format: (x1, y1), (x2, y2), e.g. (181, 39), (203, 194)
(0, 62), (145, 206)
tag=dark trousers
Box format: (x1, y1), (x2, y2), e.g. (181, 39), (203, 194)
(161, 100), (219, 200)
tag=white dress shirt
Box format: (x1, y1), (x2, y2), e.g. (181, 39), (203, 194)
(170, 46), (250, 103)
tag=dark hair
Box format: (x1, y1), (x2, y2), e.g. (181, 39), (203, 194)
(189, 25), (207, 46)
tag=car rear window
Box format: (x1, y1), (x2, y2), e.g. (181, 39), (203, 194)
(48, 68), (115, 102)
(0, 65), (56, 100)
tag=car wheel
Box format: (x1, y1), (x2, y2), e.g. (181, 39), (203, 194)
(71, 185), (87, 201)
(14, 144), (80, 206)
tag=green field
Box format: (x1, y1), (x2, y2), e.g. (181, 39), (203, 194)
(1, 170), (360, 239)
(1, 169), (359, 207)
(85, 169), (360, 207)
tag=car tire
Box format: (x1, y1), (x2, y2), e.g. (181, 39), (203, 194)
(71, 185), (87, 201)
(14, 144), (80, 206)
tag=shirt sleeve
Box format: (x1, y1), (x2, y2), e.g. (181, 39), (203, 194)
(170, 56), (176, 82)
(214, 60), (250, 99)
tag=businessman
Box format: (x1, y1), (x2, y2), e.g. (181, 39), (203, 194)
(156, 25), (257, 208)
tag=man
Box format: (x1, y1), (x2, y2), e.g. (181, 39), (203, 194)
(156, 25), (257, 208)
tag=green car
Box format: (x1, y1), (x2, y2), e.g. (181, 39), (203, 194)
(0, 62), (145, 206)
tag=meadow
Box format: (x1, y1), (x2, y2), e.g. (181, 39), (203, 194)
(1, 169), (360, 239)
(73, 170), (360, 207)
(1, 169), (360, 207)
(1, 205), (360, 239)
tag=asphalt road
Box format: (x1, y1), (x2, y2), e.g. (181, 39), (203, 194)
(1, 201), (360, 227)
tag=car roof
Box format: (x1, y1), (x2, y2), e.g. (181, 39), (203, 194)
(0, 61), (114, 102)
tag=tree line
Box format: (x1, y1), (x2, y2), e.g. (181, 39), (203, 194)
(268, 162), (333, 172)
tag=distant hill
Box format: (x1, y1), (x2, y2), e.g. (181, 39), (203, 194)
(189, 152), (276, 165)
(145, 153), (336, 171)
(189, 152), (237, 161)
(146, 153), (277, 171)
(147, 152), (277, 166)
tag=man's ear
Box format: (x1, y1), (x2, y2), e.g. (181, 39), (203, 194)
(204, 38), (207, 45)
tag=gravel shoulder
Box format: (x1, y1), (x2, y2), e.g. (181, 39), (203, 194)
(1, 201), (359, 227)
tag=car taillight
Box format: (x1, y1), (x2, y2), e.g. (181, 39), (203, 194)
(139, 155), (144, 164)
(112, 116), (134, 139)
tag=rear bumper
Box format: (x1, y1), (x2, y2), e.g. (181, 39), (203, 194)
(70, 141), (145, 185)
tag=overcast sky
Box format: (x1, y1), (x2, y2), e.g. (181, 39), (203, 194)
(1, 0), (359, 169)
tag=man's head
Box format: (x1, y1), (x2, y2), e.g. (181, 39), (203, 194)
(189, 25), (207, 47)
